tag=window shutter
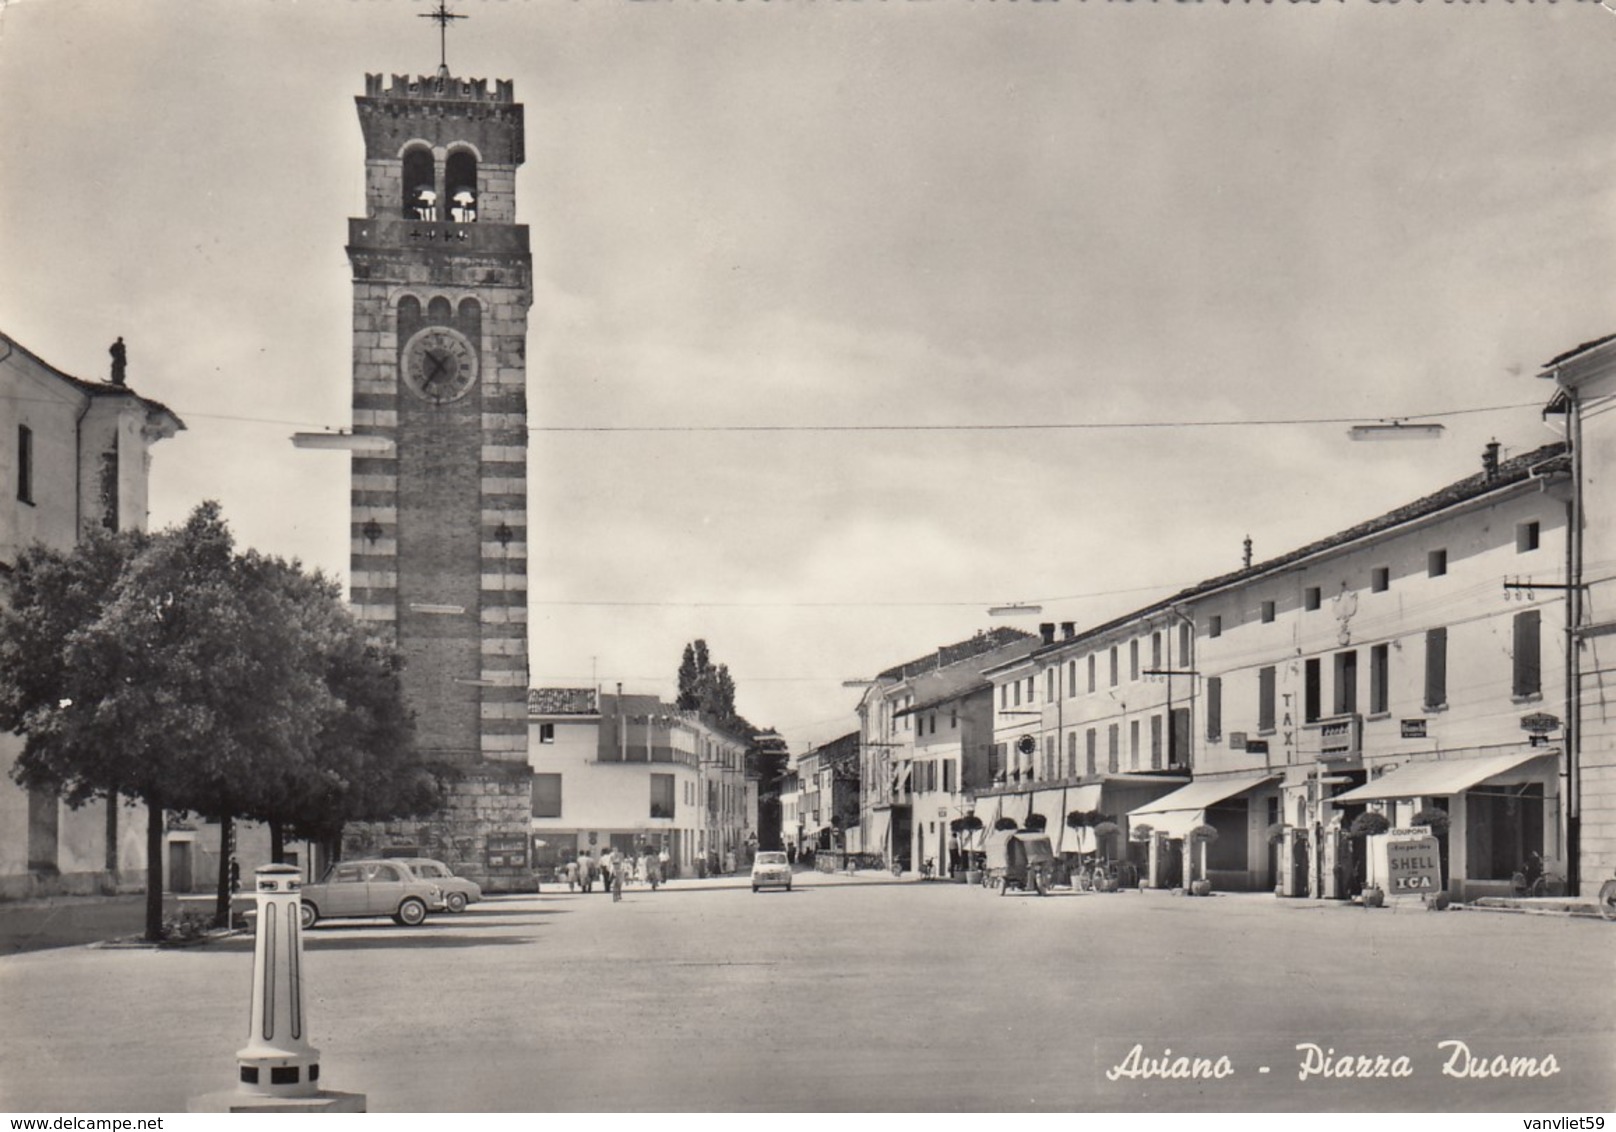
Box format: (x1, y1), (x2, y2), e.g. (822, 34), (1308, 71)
(1425, 627), (1447, 709)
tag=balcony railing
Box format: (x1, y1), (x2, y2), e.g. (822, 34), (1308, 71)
(1303, 713), (1362, 764)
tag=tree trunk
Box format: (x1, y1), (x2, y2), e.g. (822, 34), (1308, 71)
(145, 800), (164, 943)
(214, 813), (234, 929)
(269, 819), (285, 865)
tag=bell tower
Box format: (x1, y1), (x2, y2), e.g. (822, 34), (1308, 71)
(345, 62), (533, 891)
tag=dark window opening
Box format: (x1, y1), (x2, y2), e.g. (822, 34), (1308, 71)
(1333, 650), (1358, 716)
(403, 147), (437, 220)
(1206, 676), (1223, 742)
(1304, 587), (1321, 611)
(1169, 707), (1191, 768)
(650, 773), (675, 819)
(1370, 643), (1389, 715)
(1428, 549), (1448, 577)
(1304, 658), (1321, 724)
(1517, 521), (1540, 553)
(1372, 566), (1390, 593)
(445, 149), (479, 222)
(17, 425), (33, 504)
(1465, 783), (1543, 881)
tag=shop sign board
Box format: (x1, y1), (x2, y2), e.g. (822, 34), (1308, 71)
(1400, 719), (1427, 739)
(485, 833), (529, 870)
(1384, 834), (1441, 895)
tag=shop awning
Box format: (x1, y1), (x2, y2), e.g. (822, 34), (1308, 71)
(997, 791), (1031, 828)
(1054, 785), (1102, 854)
(1331, 751), (1554, 804)
(1127, 773), (1277, 839)
(864, 809), (891, 855)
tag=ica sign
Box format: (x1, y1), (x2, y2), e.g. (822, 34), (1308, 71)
(1385, 834), (1441, 895)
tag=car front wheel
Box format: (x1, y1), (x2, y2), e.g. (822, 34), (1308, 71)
(445, 891), (468, 913)
(299, 902), (319, 930)
(394, 897), (428, 926)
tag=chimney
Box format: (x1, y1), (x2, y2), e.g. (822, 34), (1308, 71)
(1039, 622), (1056, 646)
(1061, 621), (1076, 641)
(1242, 536), (1253, 570)
(1483, 439), (1501, 481)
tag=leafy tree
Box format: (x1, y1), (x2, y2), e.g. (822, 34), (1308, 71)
(676, 638), (736, 721)
(0, 502), (427, 939)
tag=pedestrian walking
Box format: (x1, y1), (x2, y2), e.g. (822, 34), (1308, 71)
(600, 851), (615, 895)
(578, 851), (595, 894)
(610, 848), (625, 902)
(564, 857), (579, 893)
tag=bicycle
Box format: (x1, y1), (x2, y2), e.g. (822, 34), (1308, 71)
(1510, 854), (1566, 899)
(920, 857), (935, 880)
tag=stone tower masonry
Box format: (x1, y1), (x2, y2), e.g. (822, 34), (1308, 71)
(344, 69), (533, 892)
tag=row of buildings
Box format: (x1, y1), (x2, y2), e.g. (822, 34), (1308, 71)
(4, 321), (1612, 902)
(816, 335), (1616, 902)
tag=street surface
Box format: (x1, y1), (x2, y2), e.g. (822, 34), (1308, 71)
(0, 873), (1611, 1113)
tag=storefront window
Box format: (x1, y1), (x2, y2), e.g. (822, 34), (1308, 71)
(1465, 783), (1543, 881)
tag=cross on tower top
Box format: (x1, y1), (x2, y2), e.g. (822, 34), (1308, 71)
(419, 0), (467, 76)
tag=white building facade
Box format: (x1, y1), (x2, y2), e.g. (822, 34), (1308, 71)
(527, 688), (754, 878)
(0, 333), (182, 900)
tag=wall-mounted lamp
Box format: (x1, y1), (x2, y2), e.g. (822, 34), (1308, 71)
(361, 517), (384, 546)
(494, 521), (514, 549)
(1347, 421), (1445, 441)
(290, 431), (396, 454)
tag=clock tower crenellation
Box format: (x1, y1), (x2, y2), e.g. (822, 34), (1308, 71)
(344, 67), (533, 891)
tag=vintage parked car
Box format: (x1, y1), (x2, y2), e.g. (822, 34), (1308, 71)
(397, 858), (483, 913)
(751, 850), (793, 892)
(299, 858), (446, 928)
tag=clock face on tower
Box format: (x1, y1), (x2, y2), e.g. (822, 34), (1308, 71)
(401, 326), (480, 404)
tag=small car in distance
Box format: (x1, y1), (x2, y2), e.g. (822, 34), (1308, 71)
(398, 857), (482, 913)
(751, 850), (793, 892)
(299, 859), (446, 928)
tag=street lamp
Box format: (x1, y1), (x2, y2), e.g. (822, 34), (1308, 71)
(987, 603), (1043, 617)
(290, 431), (396, 454)
(1347, 420), (1445, 441)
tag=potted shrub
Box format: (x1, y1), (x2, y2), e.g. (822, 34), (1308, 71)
(1349, 811), (1391, 838)
(994, 817), (1019, 832)
(1093, 820), (1122, 890)
(1187, 824), (1219, 896)
(1411, 806), (1451, 891)
(1023, 812), (1048, 833)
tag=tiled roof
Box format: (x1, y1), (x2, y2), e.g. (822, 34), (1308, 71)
(2, 332), (185, 429)
(877, 626), (1038, 682)
(898, 636), (1040, 714)
(1030, 441), (1570, 660)
(1543, 331), (1616, 369)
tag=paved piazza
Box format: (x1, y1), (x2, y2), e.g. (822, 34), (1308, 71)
(0, 876), (1610, 1113)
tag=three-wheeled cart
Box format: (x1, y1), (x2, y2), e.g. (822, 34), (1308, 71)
(982, 831), (1055, 896)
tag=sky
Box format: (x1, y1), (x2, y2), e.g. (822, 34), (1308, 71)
(1, 0), (1612, 754)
